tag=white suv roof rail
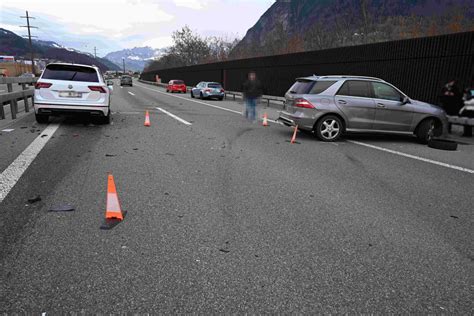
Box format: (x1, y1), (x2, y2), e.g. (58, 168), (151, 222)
(319, 75), (385, 81)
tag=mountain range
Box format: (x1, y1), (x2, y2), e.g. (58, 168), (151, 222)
(104, 47), (167, 72)
(230, 0), (474, 58)
(0, 28), (119, 71)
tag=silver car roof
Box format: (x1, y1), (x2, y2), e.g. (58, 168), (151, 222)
(296, 75), (385, 82)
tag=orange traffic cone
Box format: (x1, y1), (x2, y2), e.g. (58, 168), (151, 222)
(290, 125), (298, 144)
(144, 111), (151, 127)
(262, 112), (268, 127)
(101, 173), (125, 230)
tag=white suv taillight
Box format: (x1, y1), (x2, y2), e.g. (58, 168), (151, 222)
(35, 82), (52, 89)
(88, 86), (107, 93)
(294, 98), (315, 109)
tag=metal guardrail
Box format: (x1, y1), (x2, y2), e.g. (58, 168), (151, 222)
(138, 79), (286, 108)
(0, 77), (37, 120)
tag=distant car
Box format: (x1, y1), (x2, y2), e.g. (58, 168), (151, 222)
(120, 75), (133, 86)
(191, 82), (224, 100)
(166, 80), (186, 93)
(278, 75), (448, 143)
(34, 63), (113, 124)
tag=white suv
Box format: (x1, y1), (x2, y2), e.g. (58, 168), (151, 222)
(34, 63), (113, 124)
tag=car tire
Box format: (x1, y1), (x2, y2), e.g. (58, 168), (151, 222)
(35, 113), (49, 124)
(200, 92), (204, 100)
(428, 138), (457, 151)
(314, 115), (343, 142)
(218, 97), (224, 101)
(191, 91), (195, 98)
(416, 118), (442, 144)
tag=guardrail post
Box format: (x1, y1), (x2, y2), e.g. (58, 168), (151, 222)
(0, 102), (4, 119)
(21, 83), (30, 112)
(7, 83), (17, 119)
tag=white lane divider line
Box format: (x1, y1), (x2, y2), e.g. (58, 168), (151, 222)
(1, 129), (15, 132)
(136, 83), (283, 125)
(120, 86), (123, 89)
(128, 91), (135, 96)
(0, 123), (61, 203)
(156, 107), (192, 126)
(347, 140), (474, 174)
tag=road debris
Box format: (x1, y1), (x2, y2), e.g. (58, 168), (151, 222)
(49, 205), (75, 212)
(27, 195), (42, 203)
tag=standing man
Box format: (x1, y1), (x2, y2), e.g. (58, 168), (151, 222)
(242, 71), (263, 122)
(440, 79), (463, 115)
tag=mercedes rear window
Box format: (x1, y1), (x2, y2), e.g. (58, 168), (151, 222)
(42, 65), (99, 82)
(208, 83), (222, 88)
(288, 80), (315, 94)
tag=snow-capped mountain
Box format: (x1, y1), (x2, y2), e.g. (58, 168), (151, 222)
(104, 47), (167, 72)
(0, 28), (119, 71)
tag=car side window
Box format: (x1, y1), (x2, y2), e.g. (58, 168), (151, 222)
(372, 82), (402, 101)
(336, 80), (371, 98)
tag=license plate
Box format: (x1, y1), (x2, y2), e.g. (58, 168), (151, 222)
(59, 91), (81, 98)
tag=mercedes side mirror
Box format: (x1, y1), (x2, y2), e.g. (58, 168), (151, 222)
(401, 96), (410, 105)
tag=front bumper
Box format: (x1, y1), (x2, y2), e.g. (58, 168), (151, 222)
(34, 103), (109, 116)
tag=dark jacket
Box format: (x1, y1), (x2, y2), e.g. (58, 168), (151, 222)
(242, 79), (263, 99)
(440, 82), (463, 115)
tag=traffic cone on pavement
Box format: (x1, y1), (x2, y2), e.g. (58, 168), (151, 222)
(262, 112), (268, 127)
(144, 111), (151, 127)
(101, 173), (125, 230)
(290, 125), (298, 144)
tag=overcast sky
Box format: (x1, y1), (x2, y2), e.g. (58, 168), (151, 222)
(0, 0), (275, 56)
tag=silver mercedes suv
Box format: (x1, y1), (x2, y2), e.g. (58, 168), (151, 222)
(278, 75), (448, 142)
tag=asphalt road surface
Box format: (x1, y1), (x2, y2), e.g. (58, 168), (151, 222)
(1, 79), (473, 313)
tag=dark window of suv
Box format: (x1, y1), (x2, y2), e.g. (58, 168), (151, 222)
(42, 65), (99, 82)
(173, 80), (184, 85)
(372, 82), (402, 101)
(337, 80), (371, 98)
(288, 80), (315, 94)
(309, 80), (337, 94)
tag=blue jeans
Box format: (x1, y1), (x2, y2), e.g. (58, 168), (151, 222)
(245, 98), (257, 122)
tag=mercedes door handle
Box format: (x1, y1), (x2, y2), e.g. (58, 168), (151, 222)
(377, 103), (386, 108)
(338, 100), (347, 104)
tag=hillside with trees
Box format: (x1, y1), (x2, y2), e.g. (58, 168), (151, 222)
(230, 0), (474, 59)
(0, 28), (119, 71)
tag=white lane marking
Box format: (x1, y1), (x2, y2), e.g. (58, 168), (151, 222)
(120, 86), (123, 89)
(1, 129), (14, 132)
(347, 140), (474, 174)
(0, 123), (60, 202)
(128, 91), (135, 96)
(156, 107), (192, 126)
(136, 83), (283, 125)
